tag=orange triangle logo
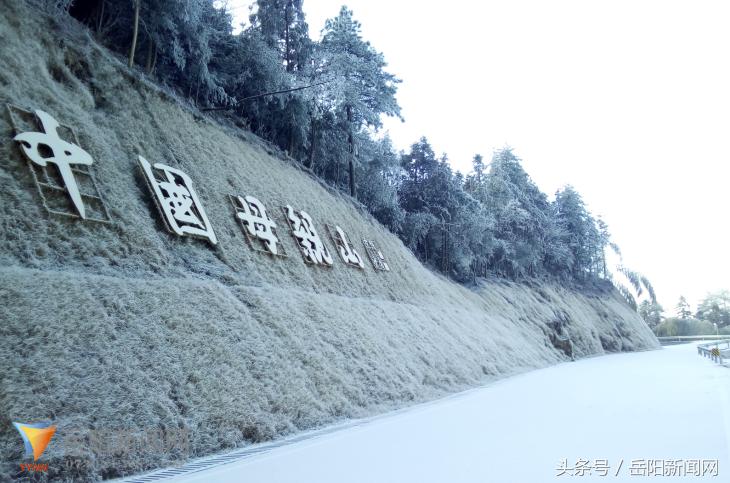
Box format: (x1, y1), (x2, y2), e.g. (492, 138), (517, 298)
(13, 422), (56, 461)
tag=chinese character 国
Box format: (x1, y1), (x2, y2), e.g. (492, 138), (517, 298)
(138, 155), (217, 245)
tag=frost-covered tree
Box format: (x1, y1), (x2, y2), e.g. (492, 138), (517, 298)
(79, 0), (234, 106)
(481, 148), (552, 278)
(595, 216), (611, 278)
(676, 296), (692, 320)
(553, 186), (598, 279)
(398, 138), (444, 257)
(638, 300), (664, 329)
(58, 0), (650, 287)
(233, 0), (315, 156)
(250, 0), (311, 72)
(398, 139), (495, 280)
(696, 291), (730, 327)
(614, 266), (657, 310)
(463, 154), (487, 202)
(355, 135), (404, 232)
(318, 6), (402, 196)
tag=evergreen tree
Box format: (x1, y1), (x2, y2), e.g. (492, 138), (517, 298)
(250, 0), (312, 72)
(88, 0), (234, 106)
(696, 291), (730, 327)
(638, 300), (664, 329)
(482, 148), (551, 278)
(58, 0), (649, 288)
(319, 6), (402, 196)
(355, 135), (404, 232)
(553, 185), (598, 280)
(464, 154), (487, 202)
(676, 296), (692, 320)
(245, 0), (313, 156)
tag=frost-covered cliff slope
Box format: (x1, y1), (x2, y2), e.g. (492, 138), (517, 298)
(0, 1), (658, 480)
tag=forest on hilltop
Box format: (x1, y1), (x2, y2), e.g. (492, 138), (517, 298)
(50, 0), (651, 303)
(640, 291), (730, 336)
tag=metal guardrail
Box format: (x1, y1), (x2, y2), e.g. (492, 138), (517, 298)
(697, 339), (730, 365)
(657, 335), (729, 346)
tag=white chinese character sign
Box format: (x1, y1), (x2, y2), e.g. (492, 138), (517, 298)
(6, 104), (398, 274)
(327, 225), (364, 269)
(231, 194), (285, 256)
(362, 239), (390, 271)
(8, 105), (111, 222)
(138, 156), (217, 245)
(284, 205), (333, 266)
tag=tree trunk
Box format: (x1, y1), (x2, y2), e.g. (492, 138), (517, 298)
(145, 37), (156, 74)
(128, 0), (140, 68)
(306, 118), (316, 169)
(151, 47), (158, 73)
(96, 0), (105, 34)
(347, 105), (355, 197)
(284, 1), (291, 71)
(288, 129), (295, 158)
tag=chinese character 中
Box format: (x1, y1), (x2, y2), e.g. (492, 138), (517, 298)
(284, 205), (333, 266)
(138, 156), (217, 245)
(14, 109), (93, 218)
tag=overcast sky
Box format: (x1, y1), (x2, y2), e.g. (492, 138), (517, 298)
(230, 0), (730, 312)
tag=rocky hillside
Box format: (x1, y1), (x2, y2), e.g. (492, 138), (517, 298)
(0, 1), (658, 480)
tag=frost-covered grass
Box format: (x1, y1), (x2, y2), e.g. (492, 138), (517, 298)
(0, 0), (658, 480)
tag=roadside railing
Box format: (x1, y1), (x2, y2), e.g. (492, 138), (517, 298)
(697, 339), (730, 365)
(658, 335), (729, 346)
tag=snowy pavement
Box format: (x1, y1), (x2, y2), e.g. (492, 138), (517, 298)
(128, 343), (730, 482)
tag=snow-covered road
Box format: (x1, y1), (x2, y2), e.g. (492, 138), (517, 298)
(128, 343), (730, 482)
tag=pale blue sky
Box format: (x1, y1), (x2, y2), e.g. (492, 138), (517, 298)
(230, 0), (730, 313)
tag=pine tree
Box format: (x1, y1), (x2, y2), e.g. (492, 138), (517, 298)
(464, 154), (487, 202)
(246, 0), (313, 156)
(553, 186), (595, 279)
(110, 0), (234, 106)
(696, 291), (730, 327)
(250, 0), (311, 72)
(676, 296), (692, 320)
(638, 300), (664, 329)
(483, 148), (551, 277)
(319, 6), (402, 196)
(355, 135), (404, 232)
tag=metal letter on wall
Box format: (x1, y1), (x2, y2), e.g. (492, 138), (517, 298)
(362, 239), (391, 272)
(138, 155), (217, 245)
(283, 205), (333, 266)
(230, 194), (286, 256)
(7, 105), (111, 222)
(326, 225), (364, 269)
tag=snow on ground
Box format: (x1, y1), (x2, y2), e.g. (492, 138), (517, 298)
(129, 343), (730, 482)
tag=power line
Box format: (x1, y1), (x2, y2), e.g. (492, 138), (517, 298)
(201, 80), (329, 111)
